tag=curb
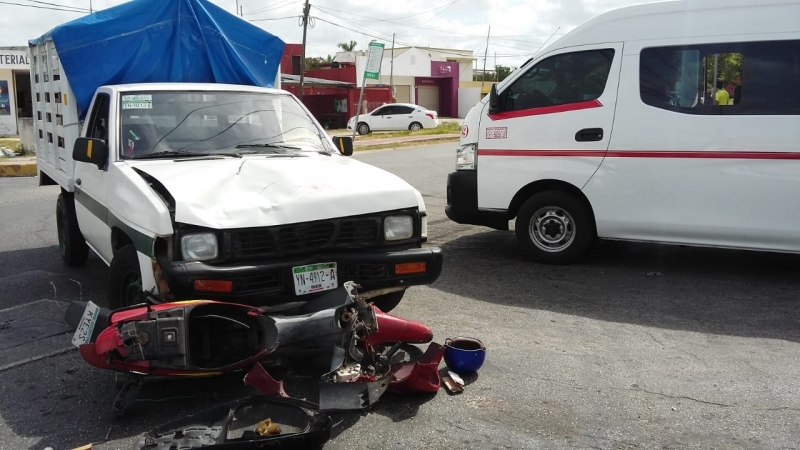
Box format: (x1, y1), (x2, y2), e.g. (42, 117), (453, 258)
(353, 134), (460, 148)
(0, 162), (36, 177)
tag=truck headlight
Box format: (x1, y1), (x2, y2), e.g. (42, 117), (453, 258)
(384, 215), (414, 241)
(456, 143), (476, 170)
(181, 233), (218, 261)
(421, 214), (428, 239)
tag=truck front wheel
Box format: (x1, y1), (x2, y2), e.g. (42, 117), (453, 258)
(515, 190), (594, 265)
(108, 245), (145, 309)
(56, 193), (89, 266)
(370, 290), (405, 312)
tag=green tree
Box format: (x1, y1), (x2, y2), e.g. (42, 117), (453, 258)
(496, 65), (517, 82)
(705, 52), (743, 86)
(305, 57), (324, 71)
(338, 40), (357, 52)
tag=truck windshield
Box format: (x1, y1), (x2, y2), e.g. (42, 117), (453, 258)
(118, 91), (330, 159)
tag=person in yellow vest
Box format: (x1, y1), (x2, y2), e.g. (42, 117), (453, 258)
(715, 81), (731, 106)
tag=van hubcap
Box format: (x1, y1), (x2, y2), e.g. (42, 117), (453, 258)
(529, 207), (575, 253)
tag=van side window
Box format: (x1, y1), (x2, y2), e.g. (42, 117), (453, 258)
(500, 49), (615, 113)
(87, 94), (110, 143)
(640, 40), (800, 115)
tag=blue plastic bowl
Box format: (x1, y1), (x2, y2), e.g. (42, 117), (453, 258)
(444, 337), (486, 374)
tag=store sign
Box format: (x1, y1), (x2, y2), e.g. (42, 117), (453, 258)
(363, 42), (385, 80)
(431, 61), (458, 77)
(0, 51), (30, 69)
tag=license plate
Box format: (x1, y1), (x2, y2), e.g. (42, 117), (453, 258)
(71, 301), (100, 347)
(292, 262), (338, 296)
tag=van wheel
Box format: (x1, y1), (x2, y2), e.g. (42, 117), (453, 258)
(56, 193), (89, 267)
(409, 122), (422, 132)
(357, 123), (370, 135)
(515, 190), (594, 264)
(370, 290), (405, 312)
(108, 245), (145, 309)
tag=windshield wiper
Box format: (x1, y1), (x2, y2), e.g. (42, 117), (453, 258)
(132, 150), (241, 160)
(235, 143), (303, 151)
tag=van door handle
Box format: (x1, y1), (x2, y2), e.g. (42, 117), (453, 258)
(575, 128), (603, 142)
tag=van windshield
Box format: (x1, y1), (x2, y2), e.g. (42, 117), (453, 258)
(118, 91), (330, 159)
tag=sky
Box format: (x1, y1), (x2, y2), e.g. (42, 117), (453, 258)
(0, 0), (661, 69)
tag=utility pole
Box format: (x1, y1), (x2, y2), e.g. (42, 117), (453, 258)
(240, 5), (243, 16)
(89, 0), (92, 13)
(298, 0), (311, 102)
(235, 0), (239, 16)
(494, 52), (497, 81)
(389, 33), (395, 97)
(481, 25), (490, 89)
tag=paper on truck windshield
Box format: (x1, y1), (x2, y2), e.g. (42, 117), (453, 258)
(122, 95), (152, 110)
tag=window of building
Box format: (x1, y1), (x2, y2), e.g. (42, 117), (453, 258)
(640, 40), (800, 115)
(499, 49), (615, 113)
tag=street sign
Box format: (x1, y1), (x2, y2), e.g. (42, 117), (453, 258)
(363, 42), (385, 80)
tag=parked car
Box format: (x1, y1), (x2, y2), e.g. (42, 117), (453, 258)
(347, 103), (439, 135)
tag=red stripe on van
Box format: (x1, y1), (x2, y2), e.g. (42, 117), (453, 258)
(487, 99), (603, 121)
(478, 149), (800, 159)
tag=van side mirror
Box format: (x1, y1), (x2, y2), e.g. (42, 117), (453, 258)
(489, 84), (500, 114)
(332, 136), (354, 156)
(73, 137), (108, 169)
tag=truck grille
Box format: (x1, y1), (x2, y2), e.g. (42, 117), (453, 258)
(227, 217), (382, 262)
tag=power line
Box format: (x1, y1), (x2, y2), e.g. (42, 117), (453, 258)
(312, 9), (417, 47)
(314, 1), (457, 24)
(25, 0), (89, 11)
(401, 0), (463, 33)
(249, 16), (299, 22)
(0, 0), (88, 12)
(244, 0), (298, 16)
(312, 15), (403, 46)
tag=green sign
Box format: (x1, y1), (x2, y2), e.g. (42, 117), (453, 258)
(363, 42), (385, 80)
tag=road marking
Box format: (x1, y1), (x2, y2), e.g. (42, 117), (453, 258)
(0, 346), (76, 373)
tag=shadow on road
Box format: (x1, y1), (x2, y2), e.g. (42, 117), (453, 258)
(435, 229), (800, 342)
(0, 245), (108, 308)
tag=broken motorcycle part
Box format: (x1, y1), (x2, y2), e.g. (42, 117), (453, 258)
(389, 342), (446, 394)
(243, 364), (289, 398)
(135, 396), (330, 449)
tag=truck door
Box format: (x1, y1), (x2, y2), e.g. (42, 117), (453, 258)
(73, 93), (114, 263)
(476, 43), (623, 210)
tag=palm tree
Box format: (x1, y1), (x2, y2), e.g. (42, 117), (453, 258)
(338, 40), (357, 52)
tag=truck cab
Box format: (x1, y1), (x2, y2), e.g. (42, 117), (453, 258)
(44, 83), (442, 311)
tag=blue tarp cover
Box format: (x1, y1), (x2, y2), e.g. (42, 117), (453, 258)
(30, 0), (285, 119)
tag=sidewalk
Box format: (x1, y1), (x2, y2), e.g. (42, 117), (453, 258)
(0, 157), (36, 177)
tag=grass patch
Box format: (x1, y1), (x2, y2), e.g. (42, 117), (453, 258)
(328, 121), (462, 141)
(0, 139), (20, 152)
(355, 136), (459, 152)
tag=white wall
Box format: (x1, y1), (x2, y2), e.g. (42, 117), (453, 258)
(458, 62), (473, 83)
(458, 87), (480, 118)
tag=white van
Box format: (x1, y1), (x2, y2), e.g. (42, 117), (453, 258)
(446, 0), (800, 264)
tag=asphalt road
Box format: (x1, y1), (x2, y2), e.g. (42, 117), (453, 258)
(2, 143), (800, 449)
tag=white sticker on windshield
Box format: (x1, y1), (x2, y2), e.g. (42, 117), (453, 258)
(122, 94), (152, 110)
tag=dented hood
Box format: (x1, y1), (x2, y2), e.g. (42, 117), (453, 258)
(125, 155), (419, 229)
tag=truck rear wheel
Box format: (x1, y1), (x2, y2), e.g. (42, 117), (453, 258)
(108, 245), (145, 309)
(56, 193), (89, 267)
(515, 190), (594, 265)
(370, 290), (405, 312)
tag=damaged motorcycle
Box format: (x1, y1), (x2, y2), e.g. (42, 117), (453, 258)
(66, 281), (447, 416)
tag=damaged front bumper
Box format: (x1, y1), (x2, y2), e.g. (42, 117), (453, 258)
(157, 247), (443, 305)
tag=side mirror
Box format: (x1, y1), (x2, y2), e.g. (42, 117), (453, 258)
(489, 84), (500, 114)
(332, 136), (353, 156)
(73, 137), (108, 169)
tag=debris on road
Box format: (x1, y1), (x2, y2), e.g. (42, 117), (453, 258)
(134, 396), (332, 450)
(443, 337), (487, 374)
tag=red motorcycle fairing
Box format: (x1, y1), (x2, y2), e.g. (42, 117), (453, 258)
(79, 293), (434, 379)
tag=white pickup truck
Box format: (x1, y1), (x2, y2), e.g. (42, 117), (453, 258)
(30, 51), (442, 313)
